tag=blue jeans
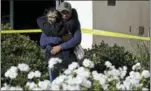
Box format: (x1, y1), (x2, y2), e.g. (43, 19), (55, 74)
(48, 68), (60, 82)
(48, 68), (54, 82)
(45, 45), (77, 81)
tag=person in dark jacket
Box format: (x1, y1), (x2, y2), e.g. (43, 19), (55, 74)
(37, 2), (81, 81)
(50, 2), (81, 56)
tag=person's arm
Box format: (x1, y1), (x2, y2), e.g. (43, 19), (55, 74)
(50, 19), (81, 55)
(60, 29), (81, 50)
(60, 20), (81, 50)
(40, 32), (63, 49)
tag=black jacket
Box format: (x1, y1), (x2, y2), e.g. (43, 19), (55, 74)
(37, 16), (67, 37)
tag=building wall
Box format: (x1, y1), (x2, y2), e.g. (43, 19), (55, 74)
(93, 1), (150, 50)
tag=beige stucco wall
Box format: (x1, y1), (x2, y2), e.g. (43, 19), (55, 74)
(92, 1), (150, 51)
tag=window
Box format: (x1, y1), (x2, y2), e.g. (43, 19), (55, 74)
(2, 0), (10, 24)
(108, 0), (116, 6)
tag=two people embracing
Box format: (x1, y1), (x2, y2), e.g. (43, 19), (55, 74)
(37, 2), (83, 81)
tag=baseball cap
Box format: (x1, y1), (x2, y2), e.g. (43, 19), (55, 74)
(57, 2), (72, 12)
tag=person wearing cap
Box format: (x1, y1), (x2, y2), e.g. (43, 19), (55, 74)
(51, 2), (81, 56)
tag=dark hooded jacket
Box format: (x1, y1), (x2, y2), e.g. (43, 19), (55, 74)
(37, 8), (81, 68)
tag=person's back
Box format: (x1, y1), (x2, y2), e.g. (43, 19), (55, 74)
(37, 8), (67, 38)
(37, 8), (70, 49)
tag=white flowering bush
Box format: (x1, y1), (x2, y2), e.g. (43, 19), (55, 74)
(1, 32), (49, 88)
(1, 63), (51, 90)
(84, 41), (136, 74)
(49, 59), (150, 91)
(1, 58), (150, 91)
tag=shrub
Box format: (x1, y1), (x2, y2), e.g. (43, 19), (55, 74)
(84, 41), (136, 74)
(1, 23), (12, 30)
(2, 59), (150, 90)
(1, 24), (48, 87)
(130, 40), (150, 70)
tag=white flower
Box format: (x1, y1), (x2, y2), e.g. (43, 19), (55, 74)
(13, 86), (23, 90)
(48, 58), (62, 69)
(74, 67), (90, 78)
(110, 65), (115, 69)
(130, 79), (139, 85)
(99, 78), (106, 86)
(135, 72), (141, 80)
(141, 70), (150, 78)
(81, 79), (91, 88)
(105, 61), (112, 68)
(32, 87), (43, 90)
(92, 71), (98, 75)
(48, 64), (54, 69)
(83, 59), (90, 67)
(78, 70), (90, 78)
(10, 72), (18, 79)
(142, 88), (148, 91)
(73, 76), (83, 85)
(92, 71), (100, 80)
(34, 70), (41, 78)
(7, 86), (23, 90)
(49, 60), (57, 65)
(10, 66), (18, 71)
(102, 84), (108, 91)
(5, 66), (18, 79)
(49, 58), (62, 64)
(135, 63), (141, 67)
(66, 85), (80, 90)
(52, 75), (66, 85)
(132, 63), (141, 70)
(116, 82), (121, 89)
(1, 87), (9, 90)
(120, 71), (127, 79)
(17, 63), (30, 72)
(123, 66), (127, 71)
(38, 80), (51, 90)
(50, 57), (62, 63)
(117, 84), (125, 90)
(123, 78), (131, 90)
(74, 67), (85, 73)
(9, 87), (17, 90)
(64, 69), (72, 75)
(1, 83), (10, 90)
(51, 84), (60, 90)
(90, 62), (94, 68)
(132, 65), (136, 70)
(119, 67), (122, 71)
(62, 83), (68, 90)
(82, 59), (94, 68)
(26, 82), (37, 90)
(5, 71), (18, 79)
(66, 76), (75, 85)
(111, 69), (120, 77)
(113, 76), (120, 81)
(57, 58), (62, 63)
(68, 62), (79, 71)
(129, 71), (135, 78)
(27, 71), (35, 79)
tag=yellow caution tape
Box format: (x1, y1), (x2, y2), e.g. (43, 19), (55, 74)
(82, 28), (150, 41)
(1, 29), (41, 34)
(0, 28), (150, 41)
